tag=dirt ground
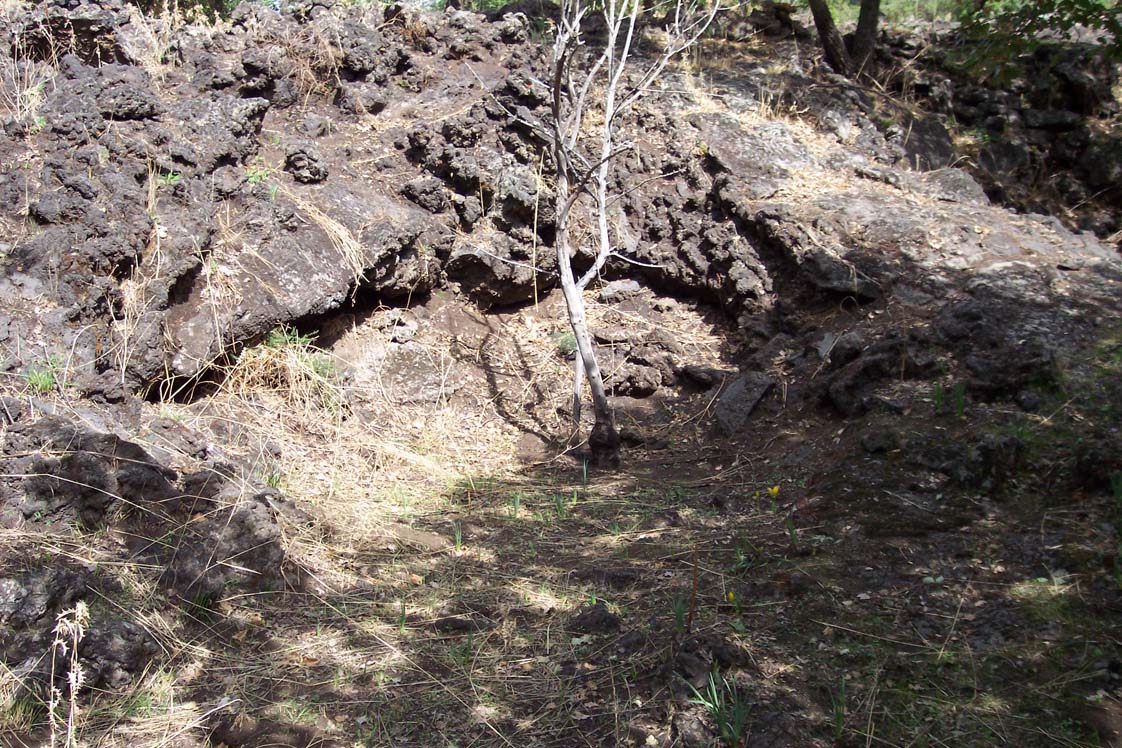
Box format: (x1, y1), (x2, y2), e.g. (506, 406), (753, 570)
(5, 282), (1120, 748)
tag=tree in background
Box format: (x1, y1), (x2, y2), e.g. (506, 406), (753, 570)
(805, 0), (881, 76)
(965, 0), (1122, 52)
(804, 0), (1121, 79)
(548, 0), (719, 466)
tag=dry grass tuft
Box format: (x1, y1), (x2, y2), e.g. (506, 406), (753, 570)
(118, 4), (186, 86)
(278, 185), (368, 288)
(223, 325), (347, 417)
(0, 27), (57, 124)
(265, 18), (344, 105)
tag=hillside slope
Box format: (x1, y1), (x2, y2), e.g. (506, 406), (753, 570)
(2, 1), (1122, 747)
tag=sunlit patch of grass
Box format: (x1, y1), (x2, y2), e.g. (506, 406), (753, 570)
(0, 676), (47, 733)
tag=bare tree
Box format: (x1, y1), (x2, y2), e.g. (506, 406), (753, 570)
(852, 0), (881, 73)
(807, 0), (852, 75)
(548, 0), (718, 466)
(807, 0), (882, 78)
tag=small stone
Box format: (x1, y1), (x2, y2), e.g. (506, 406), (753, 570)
(598, 279), (642, 303)
(284, 143), (329, 184)
(861, 428), (902, 454)
(568, 601), (620, 634)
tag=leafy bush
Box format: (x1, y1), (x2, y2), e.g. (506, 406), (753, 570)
(963, 0), (1122, 53)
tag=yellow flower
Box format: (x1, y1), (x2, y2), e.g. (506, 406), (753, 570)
(727, 591), (735, 603)
(767, 485), (780, 498)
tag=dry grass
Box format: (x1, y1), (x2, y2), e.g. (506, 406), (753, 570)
(118, 5), (187, 87)
(277, 185), (368, 288)
(264, 15), (344, 106)
(0, 25), (57, 124)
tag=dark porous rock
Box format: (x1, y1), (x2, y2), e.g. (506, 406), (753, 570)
(0, 396), (25, 425)
(598, 279), (643, 303)
(964, 340), (1058, 401)
(163, 493), (284, 599)
(341, 28), (384, 75)
(594, 325), (636, 345)
(239, 46), (287, 93)
(78, 620), (159, 690)
(630, 346), (678, 385)
(446, 235), (555, 308)
(890, 111), (955, 170)
(673, 633), (738, 688)
(1015, 389), (1044, 413)
(402, 176), (448, 213)
(607, 362), (662, 398)
(827, 330), (868, 367)
(284, 142), (329, 184)
(907, 168), (989, 205)
(170, 94), (270, 171)
(752, 208), (881, 300)
(715, 372), (773, 435)
(680, 366), (734, 390)
(914, 434), (1023, 492)
(432, 615), (488, 633)
(568, 600), (620, 634)
(862, 427), (902, 454)
(296, 113), (331, 137)
(209, 164), (246, 198)
(979, 138), (1033, 176)
(372, 308), (421, 343)
(671, 712), (713, 748)
(827, 340), (938, 416)
(1078, 134), (1122, 190)
(0, 568), (88, 628)
(1023, 109), (1083, 132)
(694, 113), (812, 198)
(11, 417), (179, 527)
(335, 82), (388, 116)
(145, 417), (209, 460)
(589, 420), (621, 468)
(1073, 430), (1122, 493)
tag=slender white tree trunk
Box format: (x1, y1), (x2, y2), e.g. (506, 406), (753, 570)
(548, 0), (718, 467)
(554, 147), (619, 465)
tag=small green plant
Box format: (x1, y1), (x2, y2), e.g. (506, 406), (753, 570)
(830, 676), (846, 742)
(182, 590), (219, 623)
(952, 382), (967, 418)
(552, 493), (570, 518)
(785, 515), (799, 550)
(266, 325), (314, 348)
(508, 492), (522, 518)
(263, 470), (283, 489)
(932, 382), (946, 412)
(246, 159), (272, 185)
(0, 691), (47, 732)
(452, 521), (463, 551)
(25, 356), (60, 393)
(157, 171), (181, 187)
(733, 539), (760, 573)
(267, 183), (279, 201)
(449, 635), (474, 669)
(398, 599), (407, 634)
(686, 672), (751, 748)
(672, 592), (688, 633)
(553, 331), (577, 357)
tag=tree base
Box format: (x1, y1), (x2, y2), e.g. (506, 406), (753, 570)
(589, 420), (621, 469)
